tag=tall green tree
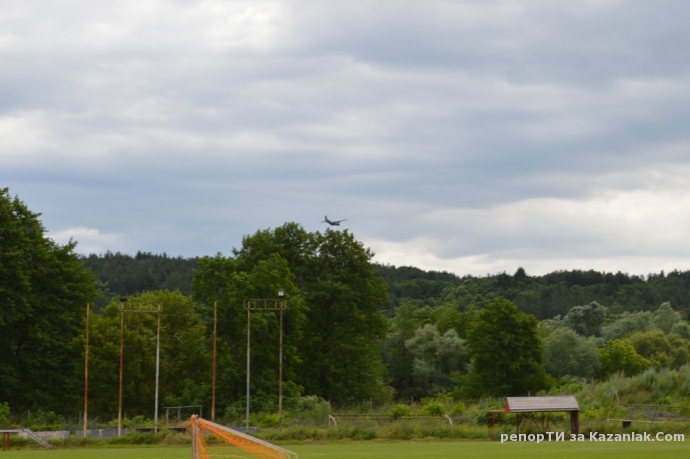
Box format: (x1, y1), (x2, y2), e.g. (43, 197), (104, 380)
(463, 297), (548, 397)
(652, 302), (681, 334)
(564, 301), (608, 337)
(196, 223), (389, 403)
(0, 188), (98, 413)
(599, 339), (651, 378)
(405, 324), (466, 396)
(543, 328), (601, 379)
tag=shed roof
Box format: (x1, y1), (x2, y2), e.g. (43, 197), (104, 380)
(505, 396), (579, 413)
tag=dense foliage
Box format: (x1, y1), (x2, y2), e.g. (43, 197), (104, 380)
(0, 188), (99, 413)
(193, 224), (389, 406)
(81, 252), (198, 310)
(463, 298), (548, 397)
(376, 265), (690, 318)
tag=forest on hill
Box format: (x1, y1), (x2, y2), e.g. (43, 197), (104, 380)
(80, 251), (199, 310)
(85, 252), (690, 319)
(3, 187), (690, 427)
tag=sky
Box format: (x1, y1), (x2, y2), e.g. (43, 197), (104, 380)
(3, 0), (690, 277)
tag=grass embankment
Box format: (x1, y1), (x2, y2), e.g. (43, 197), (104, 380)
(2, 440), (689, 459)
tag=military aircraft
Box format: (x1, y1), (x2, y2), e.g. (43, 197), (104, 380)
(321, 215), (347, 226)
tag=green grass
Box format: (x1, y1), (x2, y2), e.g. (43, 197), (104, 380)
(3, 440), (689, 459)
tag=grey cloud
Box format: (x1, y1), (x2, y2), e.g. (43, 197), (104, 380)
(3, 1), (690, 274)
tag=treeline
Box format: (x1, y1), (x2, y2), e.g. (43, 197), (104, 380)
(4, 186), (690, 427)
(376, 265), (690, 318)
(81, 252), (198, 310)
(86, 255), (690, 320)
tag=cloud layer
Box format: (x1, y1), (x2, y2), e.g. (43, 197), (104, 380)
(2, 1), (690, 275)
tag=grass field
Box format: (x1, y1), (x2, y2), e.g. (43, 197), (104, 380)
(2, 440), (688, 459)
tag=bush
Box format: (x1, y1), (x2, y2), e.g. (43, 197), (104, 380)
(450, 402), (465, 415)
(292, 396), (330, 424)
(390, 404), (410, 419)
(23, 409), (64, 431)
(421, 401), (445, 416)
(258, 413), (280, 428)
(0, 403), (9, 428)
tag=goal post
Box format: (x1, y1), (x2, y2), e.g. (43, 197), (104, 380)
(190, 415), (298, 459)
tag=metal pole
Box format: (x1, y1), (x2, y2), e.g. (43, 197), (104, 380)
(246, 308), (251, 430)
(212, 301), (217, 422)
(154, 304), (162, 433)
(279, 302), (283, 431)
(118, 299), (125, 437)
(83, 303), (90, 437)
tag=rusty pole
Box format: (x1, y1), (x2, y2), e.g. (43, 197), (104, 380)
(277, 291), (285, 431)
(246, 308), (251, 430)
(83, 303), (90, 437)
(118, 298), (125, 437)
(212, 301), (217, 422)
(279, 299), (283, 431)
(154, 304), (162, 433)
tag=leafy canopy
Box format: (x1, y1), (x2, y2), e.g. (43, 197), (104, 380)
(463, 297), (548, 397)
(194, 223), (389, 406)
(0, 188), (98, 413)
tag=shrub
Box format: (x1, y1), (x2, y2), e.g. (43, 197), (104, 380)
(390, 404), (411, 419)
(421, 401), (444, 416)
(450, 402), (465, 415)
(0, 403), (9, 428)
(258, 413), (280, 428)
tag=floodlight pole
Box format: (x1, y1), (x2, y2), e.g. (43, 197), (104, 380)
(244, 294), (287, 432)
(212, 301), (217, 422)
(246, 307), (251, 430)
(278, 291), (284, 431)
(83, 303), (90, 437)
(117, 299), (163, 437)
(154, 304), (161, 433)
(118, 298), (126, 437)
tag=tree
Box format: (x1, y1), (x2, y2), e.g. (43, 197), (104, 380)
(463, 297), (548, 397)
(0, 188), (98, 413)
(405, 324), (466, 396)
(599, 339), (651, 378)
(671, 321), (690, 340)
(564, 301), (608, 337)
(0, 402), (9, 427)
(652, 302), (681, 334)
(543, 328), (601, 379)
(625, 329), (690, 369)
(381, 300), (424, 398)
(626, 329), (673, 368)
(194, 224), (388, 404)
(602, 311), (652, 341)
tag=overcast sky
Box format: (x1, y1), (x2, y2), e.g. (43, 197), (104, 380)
(3, 0), (690, 277)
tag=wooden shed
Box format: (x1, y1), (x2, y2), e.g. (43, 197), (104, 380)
(488, 395), (580, 440)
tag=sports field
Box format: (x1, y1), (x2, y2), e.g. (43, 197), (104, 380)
(2, 440), (688, 459)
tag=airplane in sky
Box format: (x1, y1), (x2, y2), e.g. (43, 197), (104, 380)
(321, 215), (347, 226)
